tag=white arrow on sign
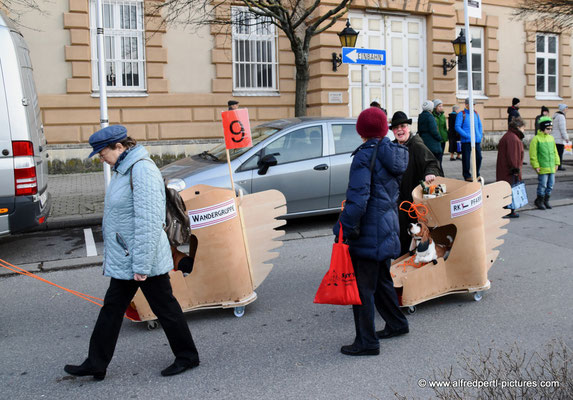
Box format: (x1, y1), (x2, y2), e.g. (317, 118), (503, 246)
(346, 49), (358, 63)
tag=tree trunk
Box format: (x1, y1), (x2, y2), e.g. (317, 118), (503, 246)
(293, 46), (310, 117)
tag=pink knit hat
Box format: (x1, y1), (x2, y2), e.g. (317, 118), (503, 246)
(356, 107), (388, 138)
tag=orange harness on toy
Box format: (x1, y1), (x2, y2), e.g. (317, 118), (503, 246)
(396, 201), (431, 271)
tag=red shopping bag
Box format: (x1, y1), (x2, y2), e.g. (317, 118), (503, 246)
(313, 224), (362, 305)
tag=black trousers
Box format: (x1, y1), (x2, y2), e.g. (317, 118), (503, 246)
(461, 142), (482, 180)
(556, 144), (564, 168)
(350, 256), (408, 350)
(86, 274), (199, 371)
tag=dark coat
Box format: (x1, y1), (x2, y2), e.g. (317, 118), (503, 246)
(496, 127), (524, 184)
(447, 111), (460, 154)
(394, 134), (443, 255)
(418, 110), (443, 155)
(334, 137), (409, 261)
(507, 106), (520, 126)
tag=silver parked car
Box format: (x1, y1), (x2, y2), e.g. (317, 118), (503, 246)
(161, 117), (394, 218)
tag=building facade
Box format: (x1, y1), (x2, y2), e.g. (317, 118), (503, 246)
(10, 0), (573, 159)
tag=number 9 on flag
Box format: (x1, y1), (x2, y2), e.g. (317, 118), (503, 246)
(221, 109), (252, 150)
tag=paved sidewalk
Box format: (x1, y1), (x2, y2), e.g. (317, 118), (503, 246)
(44, 150), (573, 230)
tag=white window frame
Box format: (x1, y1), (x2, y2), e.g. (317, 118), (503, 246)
(231, 7), (279, 95)
(89, 0), (147, 96)
(536, 33), (559, 99)
(456, 26), (484, 97)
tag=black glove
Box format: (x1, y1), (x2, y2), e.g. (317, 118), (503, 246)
(510, 168), (520, 175)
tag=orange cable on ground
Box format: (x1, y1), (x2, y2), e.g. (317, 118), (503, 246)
(0, 258), (136, 321)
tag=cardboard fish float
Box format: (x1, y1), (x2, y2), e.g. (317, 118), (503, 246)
(127, 185), (286, 328)
(391, 177), (511, 313)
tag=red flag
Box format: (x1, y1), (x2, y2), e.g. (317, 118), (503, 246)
(221, 109), (252, 150)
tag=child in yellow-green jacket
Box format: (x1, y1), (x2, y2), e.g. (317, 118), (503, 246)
(530, 117), (560, 209)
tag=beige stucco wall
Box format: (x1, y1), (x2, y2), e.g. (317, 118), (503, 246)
(18, 5), (70, 95)
(164, 24), (214, 93)
(494, 5), (526, 99)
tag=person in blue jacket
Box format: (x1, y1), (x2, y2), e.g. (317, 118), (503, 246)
(334, 107), (410, 356)
(64, 126), (199, 380)
(455, 97), (484, 181)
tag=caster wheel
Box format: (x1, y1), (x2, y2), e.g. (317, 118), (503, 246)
(234, 306), (245, 318)
(146, 320), (159, 330)
(473, 292), (483, 302)
(407, 306), (416, 314)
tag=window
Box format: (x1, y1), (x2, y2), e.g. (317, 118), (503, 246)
(536, 33), (559, 97)
(90, 0), (146, 94)
(232, 7), (278, 93)
(332, 124), (361, 154)
(262, 127), (322, 164)
(456, 26), (484, 96)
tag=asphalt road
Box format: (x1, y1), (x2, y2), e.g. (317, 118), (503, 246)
(1, 179), (573, 268)
(0, 205), (572, 399)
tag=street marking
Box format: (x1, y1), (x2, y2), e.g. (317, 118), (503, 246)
(84, 228), (98, 257)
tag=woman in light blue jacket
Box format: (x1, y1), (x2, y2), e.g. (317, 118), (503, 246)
(64, 125), (199, 380)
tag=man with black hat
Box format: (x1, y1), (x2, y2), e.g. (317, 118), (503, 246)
(507, 97), (521, 127)
(228, 100), (239, 110)
(390, 111), (443, 256)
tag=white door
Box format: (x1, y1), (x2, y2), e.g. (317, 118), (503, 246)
(348, 13), (426, 131)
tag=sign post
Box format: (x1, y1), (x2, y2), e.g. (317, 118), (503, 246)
(342, 47), (387, 111)
(95, 0), (111, 188)
(463, 0), (482, 181)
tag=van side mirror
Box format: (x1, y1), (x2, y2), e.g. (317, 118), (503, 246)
(257, 154), (278, 175)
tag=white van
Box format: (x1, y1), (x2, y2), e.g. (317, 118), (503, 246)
(0, 11), (50, 236)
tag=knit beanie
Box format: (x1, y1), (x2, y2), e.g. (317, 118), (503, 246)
(433, 99), (443, 108)
(512, 97), (520, 106)
(538, 116), (553, 131)
(541, 105), (549, 113)
(558, 103), (568, 112)
(356, 107), (388, 139)
(422, 100), (434, 112)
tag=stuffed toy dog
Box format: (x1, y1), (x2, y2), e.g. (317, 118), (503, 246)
(408, 222), (453, 265)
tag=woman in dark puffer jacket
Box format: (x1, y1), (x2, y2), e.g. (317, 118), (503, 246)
(334, 107), (410, 356)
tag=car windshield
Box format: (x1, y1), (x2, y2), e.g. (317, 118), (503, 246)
(201, 125), (280, 161)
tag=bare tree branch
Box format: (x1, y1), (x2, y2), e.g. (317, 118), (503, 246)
(514, 0), (573, 31)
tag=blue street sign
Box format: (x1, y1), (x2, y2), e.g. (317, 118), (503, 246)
(342, 47), (386, 66)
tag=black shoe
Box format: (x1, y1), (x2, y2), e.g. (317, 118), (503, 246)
(534, 195), (546, 210)
(161, 360), (200, 377)
(558, 166), (566, 171)
(450, 158), (456, 161)
(64, 363), (106, 381)
(503, 211), (519, 219)
(376, 326), (409, 339)
(340, 345), (380, 356)
(544, 194), (552, 209)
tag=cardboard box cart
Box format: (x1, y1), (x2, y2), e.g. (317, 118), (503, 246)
(126, 185), (286, 329)
(390, 177), (511, 313)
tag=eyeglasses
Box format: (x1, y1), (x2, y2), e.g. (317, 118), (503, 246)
(98, 148), (110, 159)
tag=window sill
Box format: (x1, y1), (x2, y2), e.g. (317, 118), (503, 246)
(232, 91), (280, 97)
(91, 91), (149, 98)
(457, 94), (488, 101)
(535, 95), (563, 101)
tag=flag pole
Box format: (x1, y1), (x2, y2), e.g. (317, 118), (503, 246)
(225, 148), (236, 195)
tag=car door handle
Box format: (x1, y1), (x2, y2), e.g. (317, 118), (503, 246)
(313, 164), (329, 171)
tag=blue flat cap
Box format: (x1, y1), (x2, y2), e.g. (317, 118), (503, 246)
(88, 125), (128, 157)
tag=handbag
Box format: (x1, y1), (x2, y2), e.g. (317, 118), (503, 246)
(564, 142), (572, 157)
(313, 224), (362, 305)
(508, 180), (528, 210)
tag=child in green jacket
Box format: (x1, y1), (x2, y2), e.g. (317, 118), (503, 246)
(530, 117), (560, 209)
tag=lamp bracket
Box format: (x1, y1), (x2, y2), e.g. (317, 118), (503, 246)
(332, 52), (343, 72)
(443, 57), (458, 76)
